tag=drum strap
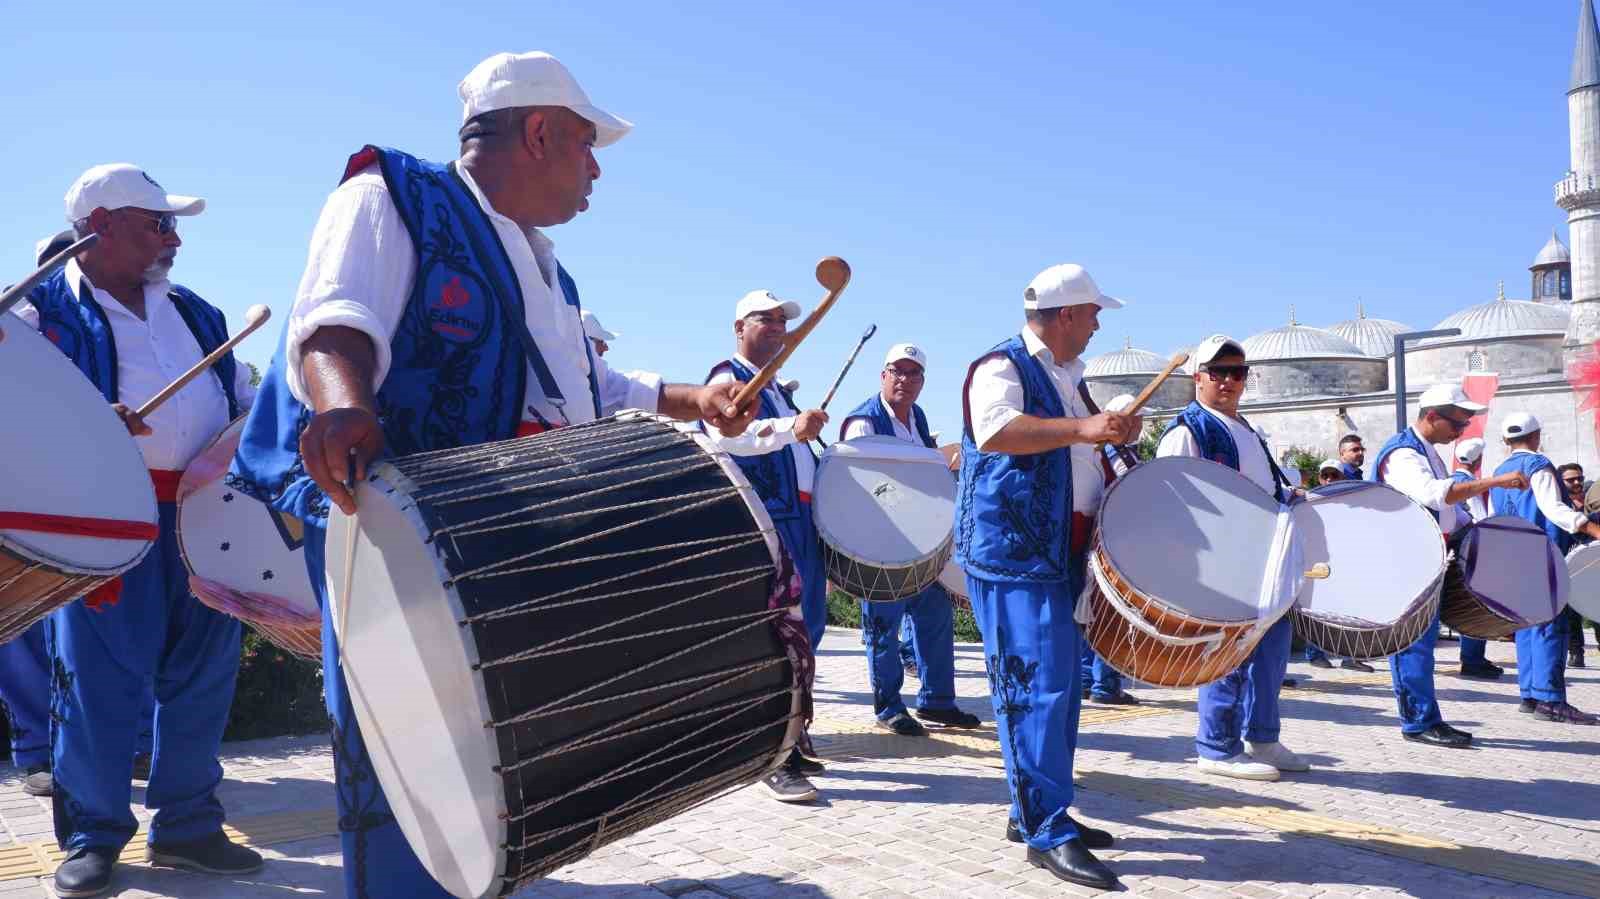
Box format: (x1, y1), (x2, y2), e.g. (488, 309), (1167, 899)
(0, 511), (158, 542)
(1074, 382), (1126, 485)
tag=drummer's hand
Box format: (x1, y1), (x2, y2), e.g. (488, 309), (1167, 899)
(1496, 471), (1530, 491)
(793, 409), (829, 443)
(699, 381), (759, 437)
(1082, 411), (1138, 446)
(300, 407), (384, 516)
(111, 403), (152, 437)
(1583, 520), (1600, 542)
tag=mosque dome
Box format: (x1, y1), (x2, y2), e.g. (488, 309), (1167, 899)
(1084, 339), (1165, 378)
(1532, 230), (1571, 268)
(1427, 284), (1569, 342)
(1242, 307), (1369, 361)
(1082, 338), (1194, 411)
(1324, 302), (1413, 357)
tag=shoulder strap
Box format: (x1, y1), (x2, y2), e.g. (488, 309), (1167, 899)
(1074, 380), (1123, 484)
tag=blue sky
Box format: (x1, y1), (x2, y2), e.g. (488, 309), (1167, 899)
(1, 2), (1585, 437)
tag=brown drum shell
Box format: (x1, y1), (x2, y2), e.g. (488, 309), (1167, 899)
(1084, 545), (1265, 687)
(0, 550), (115, 643)
(1439, 559), (1521, 639)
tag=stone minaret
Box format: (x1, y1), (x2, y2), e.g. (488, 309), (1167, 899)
(1559, 0), (1600, 368)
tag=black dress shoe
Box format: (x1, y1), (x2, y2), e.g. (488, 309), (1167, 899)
(1339, 659), (1375, 672)
(1308, 655), (1334, 669)
(915, 707), (982, 728)
(1459, 665), (1502, 681)
(1090, 690), (1141, 706)
(1007, 816), (1114, 850)
(54, 846), (118, 898)
(148, 830), (263, 875)
(1402, 724), (1471, 748)
(1438, 722), (1474, 740)
(1518, 698), (1539, 714)
(1026, 838), (1119, 890)
(786, 749), (825, 776)
(875, 712), (928, 737)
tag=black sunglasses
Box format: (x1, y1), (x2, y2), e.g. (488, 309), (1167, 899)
(1202, 364), (1249, 382)
(125, 209), (178, 235)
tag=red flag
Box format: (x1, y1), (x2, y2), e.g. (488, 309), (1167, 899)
(1459, 372), (1500, 441)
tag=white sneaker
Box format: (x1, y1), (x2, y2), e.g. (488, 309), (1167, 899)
(1197, 753), (1280, 781)
(1246, 740), (1310, 772)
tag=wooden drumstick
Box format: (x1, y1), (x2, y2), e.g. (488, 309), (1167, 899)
(1123, 352), (1189, 417)
(728, 257), (851, 414)
(1305, 563), (1331, 579)
(135, 304), (271, 418)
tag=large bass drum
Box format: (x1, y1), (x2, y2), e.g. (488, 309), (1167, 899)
(1289, 480), (1445, 660)
(1084, 456), (1304, 687)
(813, 436), (954, 601)
(1568, 542), (1600, 624)
(0, 314), (156, 640)
(1442, 515), (1568, 638)
(325, 413), (807, 898)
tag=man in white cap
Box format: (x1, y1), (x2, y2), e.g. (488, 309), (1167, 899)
(230, 52), (756, 896)
(1489, 412), (1600, 724)
(13, 165), (260, 896)
(1371, 383), (1526, 748)
(703, 289), (830, 802)
(955, 264), (1138, 889)
(1157, 335), (1308, 780)
(837, 343), (981, 738)
(1316, 458), (1344, 486)
(1449, 437), (1502, 680)
(581, 308), (617, 356)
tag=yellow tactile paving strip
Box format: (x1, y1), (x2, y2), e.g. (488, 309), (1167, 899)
(812, 709), (1600, 898)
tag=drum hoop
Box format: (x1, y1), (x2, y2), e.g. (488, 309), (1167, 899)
(664, 415), (782, 568)
(1292, 565), (1444, 631)
(810, 449), (954, 568)
(174, 415), (242, 588)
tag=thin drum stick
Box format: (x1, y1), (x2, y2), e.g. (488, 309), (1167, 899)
(0, 234), (99, 319)
(1123, 352), (1189, 417)
(135, 304), (270, 418)
(728, 257), (851, 414)
(818, 323), (877, 412)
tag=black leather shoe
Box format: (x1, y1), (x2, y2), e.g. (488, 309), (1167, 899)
(1007, 816), (1114, 850)
(1308, 655), (1334, 669)
(1090, 690), (1141, 706)
(54, 846), (118, 898)
(915, 707), (982, 728)
(1402, 724), (1471, 748)
(1026, 838), (1119, 890)
(1460, 665), (1502, 681)
(1438, 722), (1474, 741)
(876, 712), (928, 737)
(785, 749), (825, 776)
(148, 830), (263, 875)
(1339, 659), (1375, 672)
(1518, 698), (1539, 714)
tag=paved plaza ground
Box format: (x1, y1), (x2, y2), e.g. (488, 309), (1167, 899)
(0, 628), (1595, 897)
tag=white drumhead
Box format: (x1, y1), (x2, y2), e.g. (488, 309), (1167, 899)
(1464, 515), (1569, 622)
(1567, 544), (1600, 620)
(0, 313), (155, 573)
(177, 417), (318, 617)
(813, 436), (955, 567)
(1098, 456), (1302, 623)
(1292, 481), (1445, 623)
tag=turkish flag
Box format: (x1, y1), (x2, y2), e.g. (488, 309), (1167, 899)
(1459, 372), (1500, 441)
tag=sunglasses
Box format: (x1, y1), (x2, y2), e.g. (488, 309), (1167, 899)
(1202, 365), (1249, 382)
(1435, 413), (1473, 431)
(125, 209), (178, 235)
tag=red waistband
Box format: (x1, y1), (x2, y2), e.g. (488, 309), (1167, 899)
(150, 469), (183, 504)
(516, 421), (549, 439)
(1070, 512), (1095, 556)
(799, 491), (812, 504)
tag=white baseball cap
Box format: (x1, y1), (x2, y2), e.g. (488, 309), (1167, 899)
(1502, 412), (1542, 439)
(1319, 458), (1344, 473)
(458, 51), (633, 148)
(883, 342), (927, 370)
(1455, 437), (1485, 464)
(1023, 264), (1125, 311)
(1105, 393), (1136, 413)
(735, 290), (801, 322)
(64, 164), (204, 223)
(1193, 334), (1247, 366)
(581, 310), (618, 343)
(35, 229), (74, 267)
(1417, 382), (1486, 413)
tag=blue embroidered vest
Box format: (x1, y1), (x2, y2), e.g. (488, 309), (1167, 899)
(1491, 452), (1572, 554)
(231, 145), (591, 521)
(839, 395), (936, 448)
(954, 335), (1072, 584)
(27, 270), (241, 417)
(706, 358), (814, 523)
(1160, 402), (1285, 502)
(1370, 428), (1448, 527)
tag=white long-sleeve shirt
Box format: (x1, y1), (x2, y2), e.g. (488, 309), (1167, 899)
(14, 259), (257, 471)
(840, 395), (917, 443)
(1155, 402), (1277, 496)
(1509, 449), (1589, 534)
(964, 328), (1103, 514)
(1379, 426), (1463, 535)
(705, 354), (817, 492)
(282, 162), (660, 425)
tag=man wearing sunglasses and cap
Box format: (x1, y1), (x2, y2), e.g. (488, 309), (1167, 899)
(838, 343), (982, 739)
(1371, 383), (1527, 748)
(956, 264), (1139, 890)
(1157, 336), (1308, 781)
(231, 51), (757, 897)
(1489, 413), (1600, 724)
(12, 165), (260, 896)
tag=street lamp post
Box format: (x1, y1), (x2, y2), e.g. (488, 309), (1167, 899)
(1392, 328), (1462, 433)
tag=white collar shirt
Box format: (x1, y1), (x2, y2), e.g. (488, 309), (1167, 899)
(840, 395), (918, 443)
(1509, 448), (1588, 533)
(704, 353), (817, 493)
(1379, 426), (1462, 534)
(1154, 401), (1277, 496)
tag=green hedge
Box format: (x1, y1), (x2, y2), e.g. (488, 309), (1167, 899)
(826, 589), (981, 643)
(223, 628), (330, 741)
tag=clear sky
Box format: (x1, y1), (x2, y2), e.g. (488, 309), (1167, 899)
(1, 1), (1584, 438)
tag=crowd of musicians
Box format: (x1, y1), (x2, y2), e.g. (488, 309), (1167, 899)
(1, 49), (1597, 898)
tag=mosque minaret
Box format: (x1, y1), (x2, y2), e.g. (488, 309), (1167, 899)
(1559, 0), (1600, 367)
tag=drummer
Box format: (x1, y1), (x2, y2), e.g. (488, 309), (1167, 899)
(1156, 335), (1308, 781)
(1488, 412), (1600, 724)
(838, 343), (981, 735)
(1450, 438), (1502, 680)
(581, 309), (616, 356)
(1371, 383), (1526, 749)
(956, 263), (1137, 890)
(1081, 393), (1141, 705)
(14, 165), (260, 896)
(704, 289), (831, 803)
(230, 51), (758, 897)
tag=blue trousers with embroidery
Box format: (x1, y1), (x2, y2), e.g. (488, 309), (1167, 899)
(303, 520), (454, 899)
(898, 615), (916, 667)
(1459, 636), (1489, 668)
(967, 573), (1081, 851)
(49, 502), (240, 852)
(1515, 617), (1568, 703)
(860, 584), (957, 721)
(0, 620), (52, 769)
(1390, 610), (1444, 733)
(1196, 616), (1292, 760)
(775, 503), (827, 651)
(1078, 644), (1123, 699)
